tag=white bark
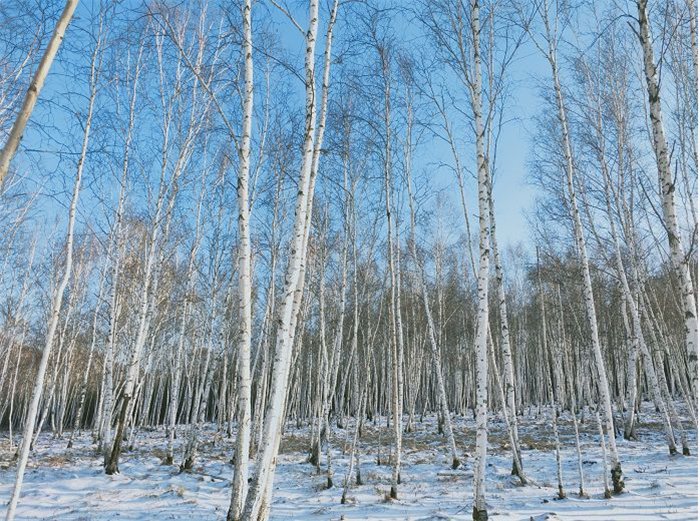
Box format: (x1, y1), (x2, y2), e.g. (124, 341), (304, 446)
(228, 2), (253, 511)
(536, 0), (623, 493)
(240, 1), (338, 518)
(405, 142), (459, 469)
(376, 39), (404, 500)
(686, 0), (698, 87)
(100, 45), (142, 461)
(4, 20), (99, 517)
(0, 0), (79, 185)
(637, 0), (698, 395)
(580, 64), (680, 454)
(488, 187), (523, 478)
(471, 1), (490, 519)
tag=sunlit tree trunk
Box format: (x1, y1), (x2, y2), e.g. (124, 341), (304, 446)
(0, 0), (79, 185)
(228, 1), (254, 516)
(469, 1), (491, 519)
(4, 20), (101, 519)
(535, 0), (624, 494)
(637, 0), (698, 396)
(240, 2), (340, 518)
(404, 125), (459, 469)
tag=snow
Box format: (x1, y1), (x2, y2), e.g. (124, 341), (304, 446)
(0, 402), (697, 520)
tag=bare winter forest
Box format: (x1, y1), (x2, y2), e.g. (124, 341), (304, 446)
(0, 0), (697, 520)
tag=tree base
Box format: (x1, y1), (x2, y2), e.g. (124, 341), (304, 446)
(611, 464), (624, 495)
(309, 443), (321, 467)
(452, 457), (460, 470)
(623, 428), (638, 441)
(472, 506), (488, 521)
(683, 447), (691, 456)
(390, 485), (398, 499)
(179, 457), (194, 474)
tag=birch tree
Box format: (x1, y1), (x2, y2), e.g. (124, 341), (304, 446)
(401, 65), (460, 469)
(228, 0), (254, 518)
(469, 1), (492, 517)
(522, 0), (625, 494)
(240, 1), (339, 518)
(5, 13), (103, 519)
(635, 0), (698, 396)
(0, 0), (79, 186)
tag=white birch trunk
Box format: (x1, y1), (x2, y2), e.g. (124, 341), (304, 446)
(4, 22), (99, 517)
(405, 149), (459, 469)
(377, 42), (403, 499)
(540, 0), (624, 493)
(240, 2), (327, 518)
(229, 0), (254, 515)
(471, 1), (490, 519)
(0, 0), (78, 185)
(637, 0), (698, 396)
(488, 191), (523, 478)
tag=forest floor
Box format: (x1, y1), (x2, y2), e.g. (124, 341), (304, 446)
(0, 401), (697, 520)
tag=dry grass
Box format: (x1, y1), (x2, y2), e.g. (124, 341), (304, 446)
(44, 453), (74, 466)
(520, 433), (556, 452)
(151, 447), (167, 461)
(278, 432), (310, 454)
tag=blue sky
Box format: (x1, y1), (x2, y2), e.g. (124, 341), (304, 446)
(11, 0), (555, 255)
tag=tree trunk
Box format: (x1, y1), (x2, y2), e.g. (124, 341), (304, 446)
(0, 0), (79, 185)
(637, 0), (698, 396)
(4, 21), (100, 517)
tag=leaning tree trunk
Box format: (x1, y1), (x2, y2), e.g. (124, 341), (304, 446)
(488, 184), (524, 479)
(541, 0), (624, 493)
(0, 0), (79, 185)
(584, 84), (679, 454)
(105, 26), (202, 474)
(4, 22), (100, 518)
(637, 0), (698, 397)
(405, 141), (459, 469)
(100, 42), (142, 461)
(239, 2), (332, 518)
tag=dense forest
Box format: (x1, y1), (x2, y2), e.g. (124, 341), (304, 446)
(0, 0), (697, 520)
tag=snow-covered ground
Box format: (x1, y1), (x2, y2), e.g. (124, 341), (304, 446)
(1, 403), (697, 520)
